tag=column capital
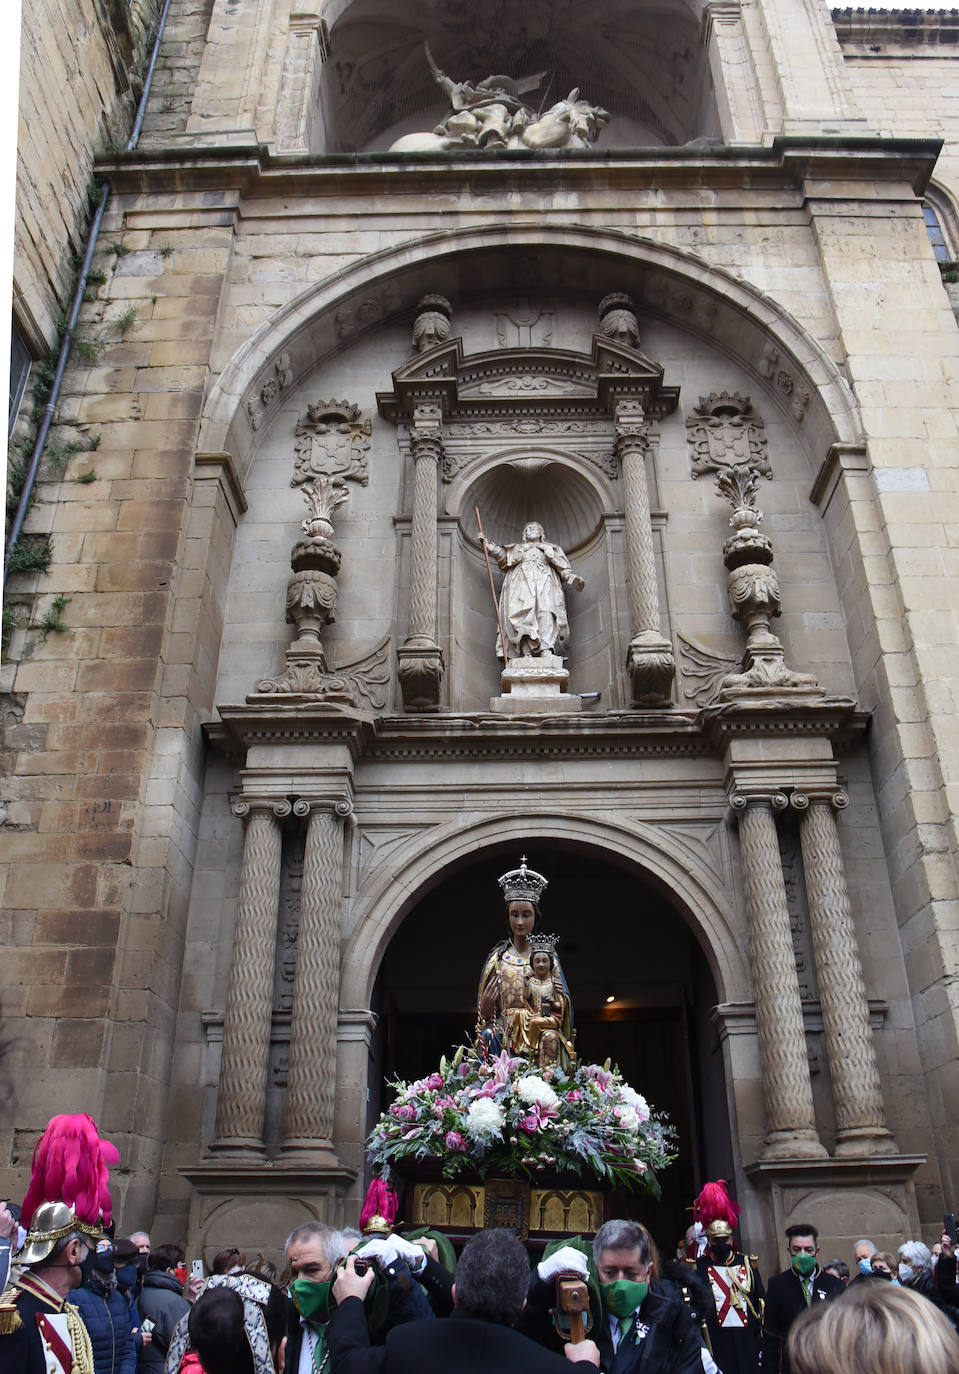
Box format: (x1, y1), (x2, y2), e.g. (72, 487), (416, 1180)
(292, 795), (354, 820)
(730, 788), (790, 813)
(790, 788), (849, 812)
(614, 401), (650, 455)
(232, 797), (292, 820)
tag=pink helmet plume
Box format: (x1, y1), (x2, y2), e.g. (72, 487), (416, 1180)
(359, 1177), (398, 1232)
(693, 1179), (740, 1231)
(21, 1113), (120, 1228)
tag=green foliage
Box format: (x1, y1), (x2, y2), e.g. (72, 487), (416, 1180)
(87, 179), (106, 210)
(6, 535), (52, 576)
(72, 336), (105, 365)
(159, 244), (174, 260)
(83, 267), (107, 301)
(116, 305), (138, 335)
(106, 240), (129, 258)
(75, 469), (98, 485)
(36, 595), (71, 641)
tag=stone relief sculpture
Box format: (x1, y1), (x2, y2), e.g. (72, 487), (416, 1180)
(686, 391), (771, 480)
(292, 400), (372, 487)
(389, 46), (610, 153)
(480, 520), (584, 661)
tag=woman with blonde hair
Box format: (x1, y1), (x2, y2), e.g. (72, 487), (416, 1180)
(787, 1281), (959, 1374)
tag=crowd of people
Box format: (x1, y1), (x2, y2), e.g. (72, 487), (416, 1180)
(5, 1197), (959, 1374)
(2, 1115), (959, 1374)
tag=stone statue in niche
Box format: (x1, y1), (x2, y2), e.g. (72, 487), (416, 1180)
(480, 520), (584, 662)
(389, 47), (610, 153)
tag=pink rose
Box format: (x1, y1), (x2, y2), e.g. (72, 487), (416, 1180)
(390, 1103), (416, 1120)
(427, 1073), (444, 1090)
(519, 1114), (540, 1134)
(444, 1131), (467, 1152)
(566, 1089), (583, 1103)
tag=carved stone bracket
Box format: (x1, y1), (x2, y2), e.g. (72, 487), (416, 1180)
(292, 400), (372, 486)
(253, 635), (391, 711)
(686, 391), (771, 479)
(677, 630), (740, 707)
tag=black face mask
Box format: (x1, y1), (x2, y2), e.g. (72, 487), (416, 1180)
(711, 1241), (732, 1262)
(83, 1246), (115, 1280)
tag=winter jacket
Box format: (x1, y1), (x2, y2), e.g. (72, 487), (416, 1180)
(72, 1271), (137, 1374)
(138, 1270), (190, 1371)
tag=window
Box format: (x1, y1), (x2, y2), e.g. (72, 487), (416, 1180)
(9, 319), (31, 436)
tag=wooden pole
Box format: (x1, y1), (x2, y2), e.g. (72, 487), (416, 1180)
(475, 505), (507, 656)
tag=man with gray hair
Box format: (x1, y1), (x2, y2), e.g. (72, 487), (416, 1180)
(286, 1222), (349, 1374)
(521, 1218), (711, 1372)
(847, 1238), (877, 1287)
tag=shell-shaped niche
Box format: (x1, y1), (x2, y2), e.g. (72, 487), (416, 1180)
(463, 458), (605, 555)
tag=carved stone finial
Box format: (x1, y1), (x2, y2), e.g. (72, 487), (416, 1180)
(599, 292), (641, 349)
(301, 476), (350, 540)
(412, 295), (453, 354)
(712, 464), (822, 698)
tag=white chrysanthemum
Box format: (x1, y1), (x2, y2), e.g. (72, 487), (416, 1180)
(516, 1075), (560, 1110)
(466, 1098), (505, 1137)
(616, 1105), (640, 1133)
(618, 1084), (650, 1123)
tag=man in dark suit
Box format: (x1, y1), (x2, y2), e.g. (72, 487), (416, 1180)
(520, 1220), (708, 1374)
(760, 1223), (843, 1374)
(328, 1227), (600, 1372)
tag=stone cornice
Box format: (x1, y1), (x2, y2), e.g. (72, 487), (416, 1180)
(833, 7), (959, 51)
(95, 135), (942, 199)
(206, 701), (868, 763)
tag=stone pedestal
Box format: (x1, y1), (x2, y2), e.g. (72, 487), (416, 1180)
(490, 654), (583, 714)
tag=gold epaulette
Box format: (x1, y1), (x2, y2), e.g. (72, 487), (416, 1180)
(0, 1286), (22, 1335)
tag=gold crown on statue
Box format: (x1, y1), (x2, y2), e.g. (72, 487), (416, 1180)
(498, 857), (548, 906)
(528, 932), (559, 957)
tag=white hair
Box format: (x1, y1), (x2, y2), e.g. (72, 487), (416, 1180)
(898, 1240), (932, 1272)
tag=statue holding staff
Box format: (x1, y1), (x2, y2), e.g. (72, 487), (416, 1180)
(479, 520), (584, 661)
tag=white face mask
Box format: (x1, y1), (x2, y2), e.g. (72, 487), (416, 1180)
(898, 1262), (914, 1283)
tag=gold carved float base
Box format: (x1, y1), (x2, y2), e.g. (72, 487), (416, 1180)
(409, 1178), (604, 1242)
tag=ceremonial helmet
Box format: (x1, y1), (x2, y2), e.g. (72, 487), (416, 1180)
(17, 1113), (118, 1264)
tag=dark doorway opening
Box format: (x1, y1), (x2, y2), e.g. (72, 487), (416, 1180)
(372, 841), (732, 1253)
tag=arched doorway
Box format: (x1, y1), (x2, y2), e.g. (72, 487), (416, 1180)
(369, 840), (732, 1250)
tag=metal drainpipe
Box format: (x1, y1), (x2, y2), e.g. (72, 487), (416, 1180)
(3, 0), (174, 580)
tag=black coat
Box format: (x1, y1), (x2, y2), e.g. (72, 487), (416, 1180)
(519, 1273), (705, 1374)
(328, 1297), (579, 1374)
(760, 1267), (843, 1374)
(136, 1270), (190, 1371)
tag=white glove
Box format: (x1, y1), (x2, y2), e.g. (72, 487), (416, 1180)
(538, 1246), (589, 1282)
(357, 1236), (426, 1275)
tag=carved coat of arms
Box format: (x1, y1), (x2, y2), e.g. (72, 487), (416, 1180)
(292, 400), (372, 486)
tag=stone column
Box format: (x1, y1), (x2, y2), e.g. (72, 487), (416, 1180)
(700, 1), (766, 143)
(397, 404), (445, 709)
(615, 400), (675, 705)
(731, 791), (827, 1159)
(212, 799), (288, 1154)
(282, 797), (353, 1161)
(792, 790), (898, 1156)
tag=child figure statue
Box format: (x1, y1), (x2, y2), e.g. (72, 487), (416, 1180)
(521, 937), (576, 1072)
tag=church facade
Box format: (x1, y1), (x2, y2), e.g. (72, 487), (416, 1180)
(3, 0), (959, 1267)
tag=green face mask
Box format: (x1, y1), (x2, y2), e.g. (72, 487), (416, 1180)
(291, 1276), (333, 1323)
(602, 1279), (648, 1318)
(791, 1253), (817, 1278)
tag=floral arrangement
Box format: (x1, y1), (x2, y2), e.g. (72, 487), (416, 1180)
(366, 1047), (676, 1196)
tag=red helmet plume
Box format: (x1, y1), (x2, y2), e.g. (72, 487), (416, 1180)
(693, 1179), (740, 1231)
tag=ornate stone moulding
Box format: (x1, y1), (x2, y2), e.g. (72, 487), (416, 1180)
(376, 336), (680, 429)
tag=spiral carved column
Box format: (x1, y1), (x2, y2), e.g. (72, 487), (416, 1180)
(793, 791), (897, 1155)
(397, 404), (444, 709)
(212, 800), (287, 1153)
(615, 401), (674, 705)
(732, 792), (827, 1159)
(282, 797), (353, 1159)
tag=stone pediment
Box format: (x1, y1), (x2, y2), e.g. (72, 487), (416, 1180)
(376, 337), (680, 423)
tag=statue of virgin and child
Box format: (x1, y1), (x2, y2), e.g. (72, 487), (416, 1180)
(475, 859), (576, 1072)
